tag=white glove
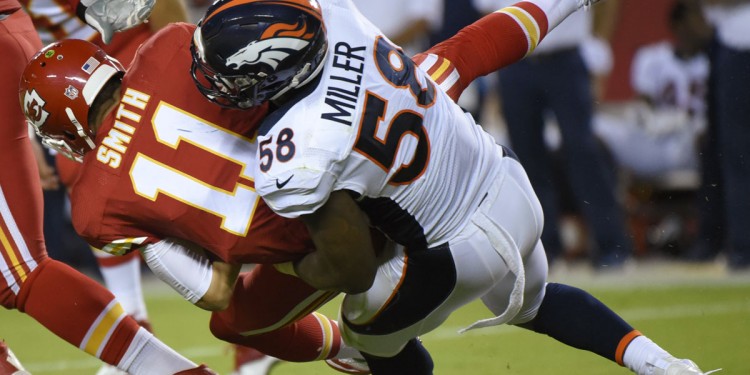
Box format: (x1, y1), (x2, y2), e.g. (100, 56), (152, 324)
(82, 0), (155, 44)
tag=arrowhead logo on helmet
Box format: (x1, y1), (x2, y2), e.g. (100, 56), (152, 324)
(22, 89), (50, 130)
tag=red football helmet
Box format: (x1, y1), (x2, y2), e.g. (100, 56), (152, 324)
(19, 39), (124, 162)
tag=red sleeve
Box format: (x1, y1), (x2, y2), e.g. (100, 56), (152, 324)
(55, 153), (82, 188)
(414, 1), (549, 101)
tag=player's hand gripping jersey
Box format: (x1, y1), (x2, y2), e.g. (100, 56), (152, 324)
(71, 23), (313, 263)
(254, 0), (508, 249)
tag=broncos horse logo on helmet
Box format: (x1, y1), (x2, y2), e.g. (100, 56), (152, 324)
(191, 0), (328, 108)
(225, 17), (316, 70)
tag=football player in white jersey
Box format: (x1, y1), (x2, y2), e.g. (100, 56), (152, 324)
(595, 0), (711, 179)
(191, 0), (714, 374)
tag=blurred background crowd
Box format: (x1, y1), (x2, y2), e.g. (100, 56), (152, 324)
(25, 0), (750, 276)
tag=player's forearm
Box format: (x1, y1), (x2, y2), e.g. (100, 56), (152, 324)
(295, 235), (376, 294)
(199, 261), (241, 311)
(298, 192), (377, 294)
(141, 238), (236, 310)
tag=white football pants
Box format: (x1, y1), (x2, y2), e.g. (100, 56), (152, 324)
(341, 157), (549, 357)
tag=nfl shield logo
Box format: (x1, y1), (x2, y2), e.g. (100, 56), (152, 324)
(64, 85), (79, 100)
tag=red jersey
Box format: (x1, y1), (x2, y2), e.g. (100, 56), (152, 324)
(0, 0), (20, 12)
(71, 23), (314, 264)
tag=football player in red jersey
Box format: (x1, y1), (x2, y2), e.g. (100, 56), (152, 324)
(18, 1), (198, 373)
(19, 26), (371, 373)
(0, 2), (214, 374)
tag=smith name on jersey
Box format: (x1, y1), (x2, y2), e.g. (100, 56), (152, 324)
(71, 23), (314, 264)
(255, 0), (508, 250)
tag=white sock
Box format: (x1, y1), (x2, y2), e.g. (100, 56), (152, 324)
(335, 340), (364, 360)
(119, 328), (196, 375)
(97, 251), (148, 322)
(331, 320), (363, 360)
(527, 0), (580, 30)
(622, 336), (673, 375)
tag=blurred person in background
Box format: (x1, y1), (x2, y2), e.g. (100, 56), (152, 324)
(594, 0), (712, 257)
(597, 0), (710, 179)
(688, 0), (750, 271)
(476, 0), (633, 270)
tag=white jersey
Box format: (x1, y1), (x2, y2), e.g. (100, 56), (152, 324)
(631, 41), (709, 117)
(254, 0), (506, 249)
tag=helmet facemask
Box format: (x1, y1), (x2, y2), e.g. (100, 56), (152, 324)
(38, 106), (97, 162)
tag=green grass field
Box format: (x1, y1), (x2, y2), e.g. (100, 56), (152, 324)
(2, 261), (748, 374)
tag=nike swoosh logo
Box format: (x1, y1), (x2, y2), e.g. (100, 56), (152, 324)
(275, 175), (294, 189)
